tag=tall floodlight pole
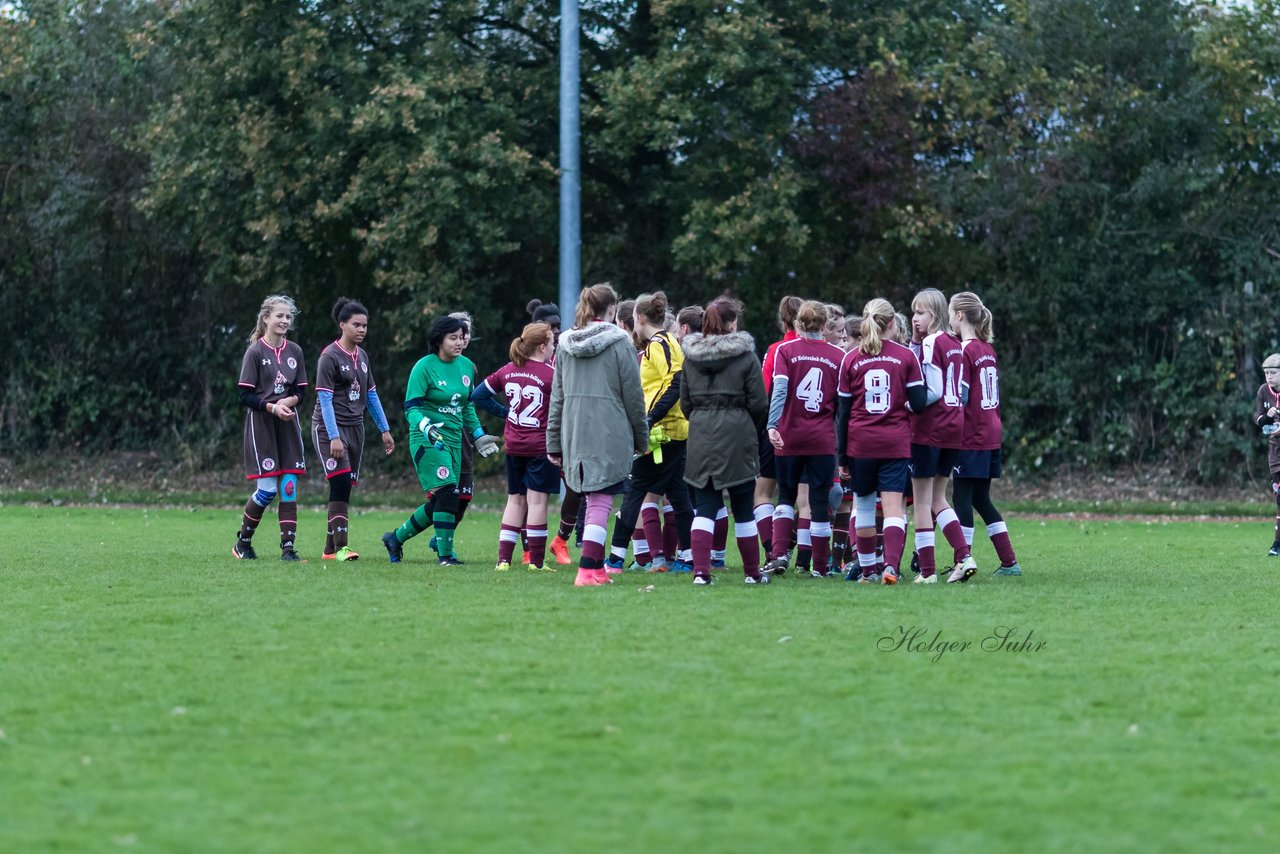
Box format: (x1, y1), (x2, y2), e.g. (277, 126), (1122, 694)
(559, 0), (581, 314)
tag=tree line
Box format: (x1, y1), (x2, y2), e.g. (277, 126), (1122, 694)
(2, 0), (1279, 483)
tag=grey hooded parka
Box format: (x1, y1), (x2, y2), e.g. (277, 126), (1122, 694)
(678, 331), (768, 490)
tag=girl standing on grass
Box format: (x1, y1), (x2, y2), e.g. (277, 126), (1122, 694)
(763, 301), (846, 579)
(233, 294), (309, 562)
(471, 323), (559, 571)
(836, 299), (925, 585)
(950, 291), (1022, 576)
(312, 298), (396, 561)
(679, 298), (769, 584)
(907, 288), (975, 584)
(547, 284), (649, 587)
(381, 316), (500, 566)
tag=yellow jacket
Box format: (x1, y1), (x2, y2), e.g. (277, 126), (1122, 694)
(641, 331), (688, 441)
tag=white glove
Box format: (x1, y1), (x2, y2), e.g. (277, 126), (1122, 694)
(475, 433), (501, 457)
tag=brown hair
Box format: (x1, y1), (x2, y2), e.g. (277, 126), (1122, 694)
(911, 288), (949, 337)
(677, 305), (704, 334)
(795, 300), (828, 334)
(250, 294), (298, 344)
(844, 315), (862, 340)
(702, 298), (743, 336)
(949, 291), (994, 343)
(634, 291), (669, 327)
(509, 322), (555, 367)
(615, 299), (636, 330)
(574, 283), (619, 329)
(776, 295), (803, 334)
(859, 298), (896, 355)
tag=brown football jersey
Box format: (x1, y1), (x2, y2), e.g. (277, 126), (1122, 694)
(313, 342), (376, 426)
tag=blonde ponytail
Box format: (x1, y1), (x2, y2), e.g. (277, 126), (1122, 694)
(950, 291), (994, 343)
(859, 298), (895, 356)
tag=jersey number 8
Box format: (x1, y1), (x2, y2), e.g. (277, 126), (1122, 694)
(864, 369), (891, 414)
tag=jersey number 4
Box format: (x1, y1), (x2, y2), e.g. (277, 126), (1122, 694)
(795, 367), (825, 412)
(505, 383), (544, 427)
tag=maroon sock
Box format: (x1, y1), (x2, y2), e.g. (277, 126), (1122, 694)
(713, 510), (729, 552)
(663, 505), (678, 560)
(811, 524), (830, 575)
(527, 527), (548, 567)
(937, 509), (971, 561)
(640, 503), (663, 560)
(278, 501), (298, 552)
(498, 523), (521, 564)
(882, 520), (907, 573)
(987, 521), (1018, 566)
(691, 518), (714, 574)
(855, 533), (877, 577)
(770, 509), (796, 561)
(736, 521), (761, 576)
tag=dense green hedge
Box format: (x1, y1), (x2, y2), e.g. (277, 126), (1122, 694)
(3, 1), (1279, 482)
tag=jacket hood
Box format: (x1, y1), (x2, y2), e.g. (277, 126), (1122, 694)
(680, 332), (756, 373)
(559, 322), (631, 358)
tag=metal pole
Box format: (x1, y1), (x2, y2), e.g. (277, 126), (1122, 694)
(559, 0), (580, 317)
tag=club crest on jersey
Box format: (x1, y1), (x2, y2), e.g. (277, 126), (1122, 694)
(461, 375), (471, 387)
(437, 466), (450, 479)
(361, 362), (368, 372)
(262, 458), (276, 471)
(326, 458), (337, 471)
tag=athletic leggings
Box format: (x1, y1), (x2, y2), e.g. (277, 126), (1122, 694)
(693, 481), (755, 522)
(951, 477), (1002, 528)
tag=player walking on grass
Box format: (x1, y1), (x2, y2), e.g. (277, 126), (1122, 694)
(547, 284), (649, 587)
(679, 298), (769, 585)
(233, 295), (309, 561)
(907, 288), (975, 584)
(471, 323), (559, 571)
(763, 301), (846, 579)
(949, 292), (1022, 576)
(382, 316), (500, 566)
(837, 298), (926, 585)
(312, 298), (395, 561)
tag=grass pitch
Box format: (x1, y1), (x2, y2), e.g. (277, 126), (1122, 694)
(1, 504), (1277, 852)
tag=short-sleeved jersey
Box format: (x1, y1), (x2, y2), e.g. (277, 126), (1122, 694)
(912, 330), (966, 449)
(1255, 382), (1280, 474)
(239, 339), (308, 402)
(762, 330), (799, 394)
(838, 340), (924, 460)
(641, 331), (688, 441)
(772, 337), (844, 456)
(961, 339), (1002, 451)
(404, 353), (481, 449)
(312, 342), (375, 426)
(483, 359), (555, 457)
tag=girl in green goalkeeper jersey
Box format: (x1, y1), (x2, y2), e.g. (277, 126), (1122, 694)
(382, 316), (501, 565)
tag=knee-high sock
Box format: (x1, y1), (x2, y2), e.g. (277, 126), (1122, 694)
(557, 490), (582, 540)
(662, 503), (677, 561)
(527, 527), (548, 567)
(936, 507), (970, 562)
(394, 503), (434, 544)
(712, 507), (729, 561)
(987, 520), (1018, 566)
(795, 517), (812, 569)
(916, 530), (936, 577)
(498, 523), (521, 564)
(735, 520), (760, 576)
(239, 496), (269, 543)
(754, 502), (774, 554)
(882, 517), (907, 573)
(433, 511), (457, 557)
(810, 520), (831, 575)
(856, 532), (879, 577)
(328, 501), (350, 552)
(691, 516), (715, 574)
(640, 502), (663, 561)
(770, 504), (796, 561)
(579, 493), (612, 569)
(278, 501), (297, 552)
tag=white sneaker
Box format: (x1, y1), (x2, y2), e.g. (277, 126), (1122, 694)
(947, 555), (977, 584)
(913, 572), (938, 584)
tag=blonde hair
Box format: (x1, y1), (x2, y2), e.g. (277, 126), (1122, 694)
(911, 288), (949, 336)
(509, 322), (554, 367)
(795, 300), (829, 334)
(859, 298), (896, 356)
(949, 291), (994, 343)
(892, 313), (910, 344)
(250, 294), (298, 344)
(574, 283), (620, 329)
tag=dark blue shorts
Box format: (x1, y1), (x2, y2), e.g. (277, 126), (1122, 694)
(774, 454), (837, 490)
(909, 444), (959, 479)
(954, 448), (1002, 480)
(506, 455), (563, 495)
(850, 458), (910, 496)
(757, 428), (776, 480)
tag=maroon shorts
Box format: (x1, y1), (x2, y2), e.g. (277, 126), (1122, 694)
(312, 420), (365, 481)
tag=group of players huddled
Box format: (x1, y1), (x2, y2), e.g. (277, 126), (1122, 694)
(233, 286), (1023, 587)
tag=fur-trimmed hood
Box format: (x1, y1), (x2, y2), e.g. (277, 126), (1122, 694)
(681, 331), (756, 373)
(558, 322), (631, 359)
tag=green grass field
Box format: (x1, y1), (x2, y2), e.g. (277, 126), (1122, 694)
(2, 504), (1278, 852)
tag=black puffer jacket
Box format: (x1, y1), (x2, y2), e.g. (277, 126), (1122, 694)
(679, 331), (768, 489)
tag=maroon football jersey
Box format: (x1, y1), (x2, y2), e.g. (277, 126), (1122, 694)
(483, 359), (555, 456)
(961, 339), (1002, 450)
(772, 337), (843, 456)
(912, 330), (966, 449)
(838, 340), (924, 459)
(312, 341), (375, 426)
(238, 338), (308, 402)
